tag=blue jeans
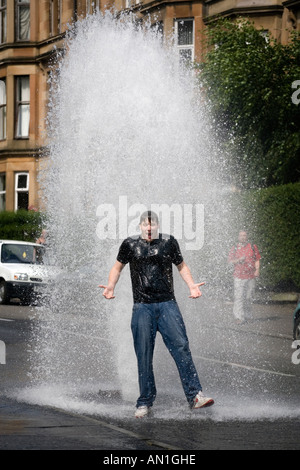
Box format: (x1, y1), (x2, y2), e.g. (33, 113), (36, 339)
(131, 300), (202, 407)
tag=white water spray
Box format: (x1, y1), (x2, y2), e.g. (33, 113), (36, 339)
(16, 11), (299, 422)
(29, 11), (220, 403)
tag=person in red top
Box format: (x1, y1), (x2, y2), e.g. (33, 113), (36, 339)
(228, 230), (261, 323)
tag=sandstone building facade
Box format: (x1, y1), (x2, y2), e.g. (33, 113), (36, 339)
(0, 0), (299, 212)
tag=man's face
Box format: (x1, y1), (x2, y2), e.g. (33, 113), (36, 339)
(140, 218), (159, 241)
(238, 231), (248, 245)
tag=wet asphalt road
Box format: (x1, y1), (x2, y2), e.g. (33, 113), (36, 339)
(0, 298), (300, 453)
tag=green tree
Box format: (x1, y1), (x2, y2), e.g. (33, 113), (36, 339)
(197, 18), (300, 189)
(0, 210), (44, 242)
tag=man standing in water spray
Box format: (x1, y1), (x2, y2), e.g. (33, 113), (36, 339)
(99, 210), (214, 418)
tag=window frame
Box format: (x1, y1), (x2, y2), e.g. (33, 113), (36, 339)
(49, 0), (62, 36)
(174, 18), (195, 64)
(0, 0), (6, 44)
(0, 77), (6, 140)
(15, 0), (30, 42)
(14, 172), (29, 211)
(0, 172), (5, 212)
(15, 75), (30, 139)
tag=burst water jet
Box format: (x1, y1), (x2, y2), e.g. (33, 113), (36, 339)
(9, 11), (300, 423)
(28, 11), (226, 413)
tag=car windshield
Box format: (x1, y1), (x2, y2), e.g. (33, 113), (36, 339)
(1, 244), (47, 265)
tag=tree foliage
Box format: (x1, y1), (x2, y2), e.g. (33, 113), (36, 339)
(0, 210), (44, 242)
(197, 18), (300, 189)
(227, 183), (300, 289)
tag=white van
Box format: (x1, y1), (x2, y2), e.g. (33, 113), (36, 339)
(0, 239), (57, 305)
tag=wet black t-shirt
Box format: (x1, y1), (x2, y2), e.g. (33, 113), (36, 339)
(117, 234), (184, 304)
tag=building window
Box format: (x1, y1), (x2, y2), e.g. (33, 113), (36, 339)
(0, 173), (5, 211)
(15, 0), (30, 41)
(260, 30), (269, 43)
(86, 0), (92, 15)
(15, 172), (29, 211)
(125, 0), (140, 7)
(175, 19), (194, 64)
(15, 76), (30, 138)
(49, 0), (61, 36)
(0, 0), (6, 44)
(0, 78), (6, 140)
(49, 0), (55, 36)
(74, 0), (78, 20)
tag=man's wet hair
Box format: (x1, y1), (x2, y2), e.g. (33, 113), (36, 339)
(139, 210), (159, 224)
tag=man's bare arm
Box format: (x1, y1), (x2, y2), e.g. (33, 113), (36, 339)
(177, 261), (205, 298)
(99, 260), (125, 299)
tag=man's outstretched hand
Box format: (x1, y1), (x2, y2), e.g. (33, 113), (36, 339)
(98, 284), (115, 299)
(189, 282), (205, 298)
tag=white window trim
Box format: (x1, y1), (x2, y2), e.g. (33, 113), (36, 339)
(0, 173), (5, 211)
(14, 172), (29, 211)
(0, 78), (6, 140)
(174, 18), (195, 63)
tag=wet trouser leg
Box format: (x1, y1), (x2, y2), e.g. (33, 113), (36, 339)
(131, 300), (202, 407)
(233, 278), (255, 321)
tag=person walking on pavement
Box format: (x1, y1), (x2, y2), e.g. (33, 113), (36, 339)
(228, 230), (261, 324)
(99, 210), (214, 418)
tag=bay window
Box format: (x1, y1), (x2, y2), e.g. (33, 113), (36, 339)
(16, 0), (30, 41)
(15, 76), (30, 138)
(0, 78), (6, 140)
(0, 0), (6, 44)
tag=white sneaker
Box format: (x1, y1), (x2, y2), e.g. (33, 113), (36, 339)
(134, 405), (150, 418)
(192, 391), (214, 409)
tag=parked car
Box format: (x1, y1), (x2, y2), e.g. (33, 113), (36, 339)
(293, 297), (300, 341)
(0, 239), (58, 305)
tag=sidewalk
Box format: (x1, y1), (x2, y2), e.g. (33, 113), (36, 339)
(254, 290), (299, 304)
